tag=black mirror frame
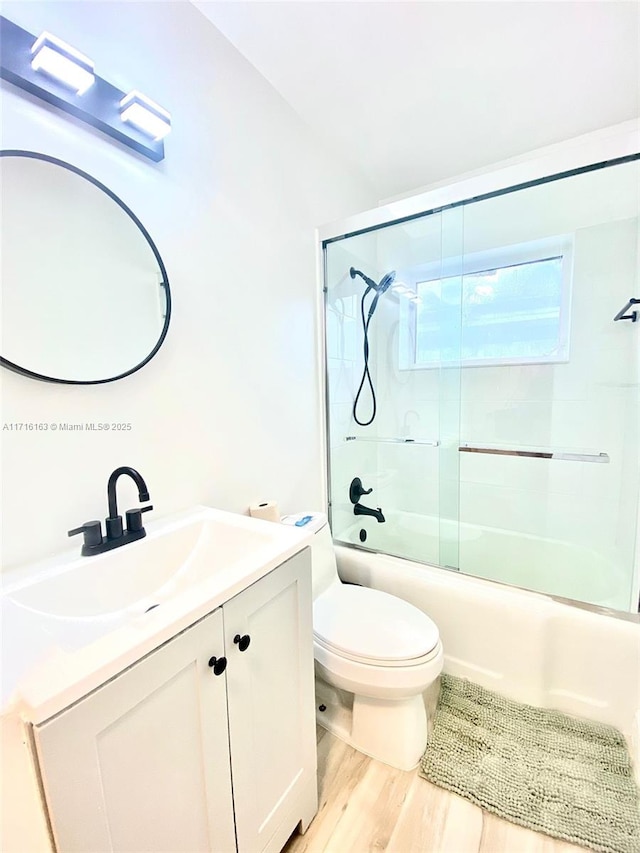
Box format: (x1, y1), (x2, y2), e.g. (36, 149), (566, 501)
(0, 149), (172, 384)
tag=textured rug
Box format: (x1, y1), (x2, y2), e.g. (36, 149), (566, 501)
(419, 675), (640, 853)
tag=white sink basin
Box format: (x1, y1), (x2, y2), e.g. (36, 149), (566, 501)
(1, 505), (312, 719)
(2, 507), (293, 620)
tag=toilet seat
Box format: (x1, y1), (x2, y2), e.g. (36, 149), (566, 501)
(313, 584), (440, 667)
(314, 635), (441, 668)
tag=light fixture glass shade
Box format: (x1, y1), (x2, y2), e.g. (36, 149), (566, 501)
(31, 32), (95, 95)
(119, 90), (171, 141)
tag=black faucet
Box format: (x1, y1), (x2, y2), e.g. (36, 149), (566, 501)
(68, 466), (153, 556)
(354, 503), (386, 523)
(349, 477), (385, 523)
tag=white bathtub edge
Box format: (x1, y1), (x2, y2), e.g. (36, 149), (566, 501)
(335, 545), (640, 753)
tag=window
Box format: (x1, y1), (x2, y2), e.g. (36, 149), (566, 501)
(398, 237), (573, 368)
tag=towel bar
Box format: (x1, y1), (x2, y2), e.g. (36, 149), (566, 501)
(459, 445), (609, 463)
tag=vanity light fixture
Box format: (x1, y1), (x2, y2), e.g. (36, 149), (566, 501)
(30, 32), (95, 95)
(120, 90), (171, 141)
(0, 15), (168, 161)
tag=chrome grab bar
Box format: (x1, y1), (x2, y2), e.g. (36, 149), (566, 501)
(459, 444), (609, 463)
(345, 436), (440, 446)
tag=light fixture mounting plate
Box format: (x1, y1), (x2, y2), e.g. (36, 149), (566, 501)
(0, 16), (165, 162)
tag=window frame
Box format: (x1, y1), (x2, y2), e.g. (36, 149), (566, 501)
(397, 235), (574, 371)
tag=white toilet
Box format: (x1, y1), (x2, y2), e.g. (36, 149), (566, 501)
(283, 513), (444, 771)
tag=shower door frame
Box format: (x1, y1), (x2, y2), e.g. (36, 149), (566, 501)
(317, 120), (640, 615)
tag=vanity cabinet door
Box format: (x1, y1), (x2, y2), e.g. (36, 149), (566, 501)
(33, 609), (236, 853)
(224, 550), (317, 853)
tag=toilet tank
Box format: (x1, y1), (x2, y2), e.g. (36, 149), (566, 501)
(281, 513), (340, 600)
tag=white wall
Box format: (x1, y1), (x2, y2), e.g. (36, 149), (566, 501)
(0, 1), (376, 570)
(199, 1), (640, 200)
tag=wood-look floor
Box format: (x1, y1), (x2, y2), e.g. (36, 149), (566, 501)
(284, 727), (588, 853)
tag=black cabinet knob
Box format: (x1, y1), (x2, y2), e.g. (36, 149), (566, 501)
(233, 634), (251, 652)
(208, 656), (227, 675)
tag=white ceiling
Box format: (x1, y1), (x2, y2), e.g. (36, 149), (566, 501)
(195, 1), (639, 201)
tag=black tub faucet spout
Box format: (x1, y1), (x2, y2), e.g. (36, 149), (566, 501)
(349, 476), (385, 523)
(354, 503), (386, 523)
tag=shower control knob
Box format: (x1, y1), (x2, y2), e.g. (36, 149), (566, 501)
(208, 656), (227, 675)
(349, 477), (373, 504)
(233, 634), (251, 652)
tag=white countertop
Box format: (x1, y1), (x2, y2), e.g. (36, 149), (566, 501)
(1, 506), (312, 724)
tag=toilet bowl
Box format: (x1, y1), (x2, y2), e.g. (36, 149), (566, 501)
(282, 513), (443, 771)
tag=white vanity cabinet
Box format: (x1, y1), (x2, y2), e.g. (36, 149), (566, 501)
(32, 551), (317, 853)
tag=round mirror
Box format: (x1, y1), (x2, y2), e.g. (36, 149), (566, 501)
(0, 151), (171, 384)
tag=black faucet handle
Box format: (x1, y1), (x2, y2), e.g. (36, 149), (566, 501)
(68, 520), (103, 548)
(349, 477), (373, 504)
(125, 504), (153, 533)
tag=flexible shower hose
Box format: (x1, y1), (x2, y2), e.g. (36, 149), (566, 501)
(353, 288), (381, 426)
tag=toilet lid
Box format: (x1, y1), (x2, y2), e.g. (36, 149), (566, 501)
(313, 585), (440, 663)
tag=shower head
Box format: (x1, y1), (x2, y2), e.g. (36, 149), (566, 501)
(350, 267), (396, 294)
(378, 270), (396, 293)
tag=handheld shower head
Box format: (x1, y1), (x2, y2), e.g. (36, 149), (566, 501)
(350, 267), (396, 294)
(348, 266), (396, 428)
(378, 270), (396, 293)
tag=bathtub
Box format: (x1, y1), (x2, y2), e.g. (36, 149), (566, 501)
(335, 509), (633, 612)
(334, 539), (640, 781)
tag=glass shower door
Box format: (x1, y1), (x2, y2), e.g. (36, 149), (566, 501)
(324, 208), (463, 568)
(324, 156), (639, 613)
(456, 159), (640, 611)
